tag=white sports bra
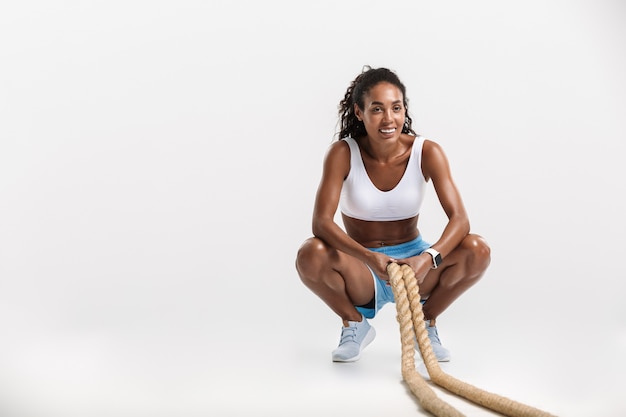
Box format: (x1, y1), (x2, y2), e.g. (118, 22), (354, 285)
(339, 136), (427, 221)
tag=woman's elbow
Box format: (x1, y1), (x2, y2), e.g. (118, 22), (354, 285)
(454, 216), (470, 236)
(312, 218), (328, 238)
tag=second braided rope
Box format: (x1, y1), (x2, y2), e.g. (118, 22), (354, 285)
(387, 262), (556, 417)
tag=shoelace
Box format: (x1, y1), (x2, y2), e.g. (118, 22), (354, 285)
(339, 326), (358, 344)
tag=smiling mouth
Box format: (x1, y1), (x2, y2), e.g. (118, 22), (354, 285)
(380, 128), (396, 134)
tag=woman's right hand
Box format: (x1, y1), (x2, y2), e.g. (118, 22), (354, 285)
(366, 251), (397, 285)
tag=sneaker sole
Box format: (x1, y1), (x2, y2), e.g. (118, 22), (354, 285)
(332, 327), (377, 362)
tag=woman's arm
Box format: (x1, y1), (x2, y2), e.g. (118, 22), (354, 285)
(398, 139), (470, 284)
(311, 141), (390, 274)
(421, 139), (471, 258)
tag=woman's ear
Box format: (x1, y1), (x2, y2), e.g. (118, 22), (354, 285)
(354, 104), (363, 121)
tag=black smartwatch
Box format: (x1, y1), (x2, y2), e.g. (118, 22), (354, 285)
(423, 248), (442, 269)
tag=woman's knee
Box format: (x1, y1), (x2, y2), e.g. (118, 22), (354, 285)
(295, 237), (332, 282)
(461, 234), (491, 272)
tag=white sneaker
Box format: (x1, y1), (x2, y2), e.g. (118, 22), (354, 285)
(416, 319), (451, 362)
(331, 315), (376, 362)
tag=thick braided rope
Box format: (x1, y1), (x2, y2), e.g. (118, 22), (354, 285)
(387, 262), (556, 417)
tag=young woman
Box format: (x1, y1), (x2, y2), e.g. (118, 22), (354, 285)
(295, 66), (491, 362)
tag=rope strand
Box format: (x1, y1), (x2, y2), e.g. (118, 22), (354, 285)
(387, 262), (557, 417)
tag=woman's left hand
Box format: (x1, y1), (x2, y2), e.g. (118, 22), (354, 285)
(393, 253), (432, 285)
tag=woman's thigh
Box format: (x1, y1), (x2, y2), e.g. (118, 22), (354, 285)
(297, 237), (375, 306)
(333, 248), (376, 306)
(419, 233), (489, 295)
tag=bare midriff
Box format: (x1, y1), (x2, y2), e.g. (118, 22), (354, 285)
(342, 214), (420, 248)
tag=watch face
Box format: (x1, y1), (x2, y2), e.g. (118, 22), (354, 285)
(434, 253), (442, 267)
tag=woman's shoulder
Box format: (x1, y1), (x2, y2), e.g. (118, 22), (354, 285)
(327, 137), (351, 155)
(320, 139), (352, 178)
(410, 134), (436, 144)
(419, 136), (444, 154)
(323, 138), (351, 164)
(420, 137), (451, 179)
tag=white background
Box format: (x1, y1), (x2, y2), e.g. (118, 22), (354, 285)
(1, 1), (625, 416)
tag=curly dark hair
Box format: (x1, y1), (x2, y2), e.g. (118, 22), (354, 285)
(336, 66), (416, 140)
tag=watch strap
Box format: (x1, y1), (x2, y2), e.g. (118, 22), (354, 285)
(423, 248), (442, 269)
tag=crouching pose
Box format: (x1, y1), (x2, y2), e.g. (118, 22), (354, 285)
(295, 66), (491, 362)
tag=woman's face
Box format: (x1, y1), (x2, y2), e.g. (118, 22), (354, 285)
(355, 82), (405, 141)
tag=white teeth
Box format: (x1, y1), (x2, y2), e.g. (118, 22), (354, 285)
(380, 129), (395, 133)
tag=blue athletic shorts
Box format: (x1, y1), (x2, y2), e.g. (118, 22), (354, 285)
(356, 235), (431, 319)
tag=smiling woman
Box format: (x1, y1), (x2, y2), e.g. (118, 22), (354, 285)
(295, 66), (491, 363)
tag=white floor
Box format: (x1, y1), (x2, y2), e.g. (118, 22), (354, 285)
(2, 255), (624, 417)
(210, 291), (626, 417)
(233, 288), (626, 417)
